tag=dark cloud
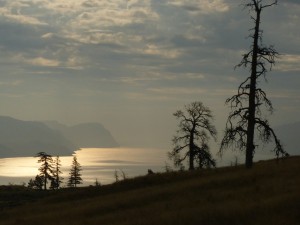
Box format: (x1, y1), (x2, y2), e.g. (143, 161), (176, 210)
(0, 20), (48, 52)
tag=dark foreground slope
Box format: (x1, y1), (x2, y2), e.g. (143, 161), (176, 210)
(1, 156), (300, 225)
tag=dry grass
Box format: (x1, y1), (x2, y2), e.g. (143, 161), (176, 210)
(0, 156), (299, 225)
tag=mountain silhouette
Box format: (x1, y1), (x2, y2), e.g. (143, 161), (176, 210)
(43, 121), (119, 148)
(0, 117), (119, 158)
(0, 116), (76, 157)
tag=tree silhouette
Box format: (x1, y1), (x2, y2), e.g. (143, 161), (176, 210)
(50, 156), (63, 190)
(68, 156), (82, 187)
(169, 101), (217, 170)
(36, 152), (54, 190)
(28, 175), (44, 190)
(220, 0), (288, 168)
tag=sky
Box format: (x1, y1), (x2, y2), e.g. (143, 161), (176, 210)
(0, 0), (299, 159)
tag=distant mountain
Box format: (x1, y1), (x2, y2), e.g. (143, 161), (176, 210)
(0, 117), (119, 158)
(0, 116), (76, 157)
(43, 121), (119, 148)
(274, 122), (300, 156)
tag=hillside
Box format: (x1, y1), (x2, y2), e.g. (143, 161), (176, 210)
(0, 116), (76, 157)
(43, 121), (119, 148)
(0, 156), (299, 225)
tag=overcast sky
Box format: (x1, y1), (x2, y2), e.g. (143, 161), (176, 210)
(0, 0), (299, 155)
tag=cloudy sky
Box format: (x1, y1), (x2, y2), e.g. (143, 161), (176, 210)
(0, 0), (299, 155)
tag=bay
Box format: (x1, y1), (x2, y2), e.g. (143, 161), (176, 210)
(0, 148), (169, 186)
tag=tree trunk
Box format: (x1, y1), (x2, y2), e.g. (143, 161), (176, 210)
(189, 131), (195, 170)
(246, 6), (261, 168)
(44, 174), (47, 190)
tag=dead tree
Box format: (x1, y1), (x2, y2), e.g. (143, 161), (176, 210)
(220, 0), (288, 168)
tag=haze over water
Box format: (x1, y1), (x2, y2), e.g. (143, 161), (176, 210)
(0, 148), (168, 186)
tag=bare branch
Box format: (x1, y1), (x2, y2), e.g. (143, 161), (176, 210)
(220, 0), (287, 167)
(170, 101), (217, 170)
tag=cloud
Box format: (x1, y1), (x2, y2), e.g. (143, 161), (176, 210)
(41, 32), (54, 39)
(277, 54), (300, 72)
(43, 0), (159, 46)
(139, 44), (181, 59)
(148, 87), (207, 95)
(25, 57), (60, 67)
(125, 92), (175, 102)
(168, 0), (229, 14)
(0, 0), (299, 149)
(0, 80), (23, 87)
(0, 2), (47, 25)
(8, 53), (62, 68)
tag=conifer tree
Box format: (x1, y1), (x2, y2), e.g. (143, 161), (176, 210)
(68, 156), (82, 187)
(28, 175), (44, 190)
(36, 152), (54, 190)
(50, 156), (63, 190)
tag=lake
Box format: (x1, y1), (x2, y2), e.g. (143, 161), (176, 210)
(0, 148), (169, 186)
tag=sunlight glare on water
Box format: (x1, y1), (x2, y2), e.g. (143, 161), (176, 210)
(0, 148), (168, 186)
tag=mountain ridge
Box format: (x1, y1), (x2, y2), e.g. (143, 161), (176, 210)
(0, 116), (76, 157)
(43, 120), (119, 148)
(0, 116), (118, 158)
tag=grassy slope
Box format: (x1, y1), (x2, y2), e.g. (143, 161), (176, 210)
(0, 156), (299, 225)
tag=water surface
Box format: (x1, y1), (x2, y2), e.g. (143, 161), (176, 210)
(0, 148), (168, 186)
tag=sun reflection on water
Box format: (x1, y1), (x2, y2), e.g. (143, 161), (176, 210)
(0, 148), (168, 186)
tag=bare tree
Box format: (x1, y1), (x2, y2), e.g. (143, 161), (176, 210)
(169, 101), (217, 170)
(220, 0), (288, 168)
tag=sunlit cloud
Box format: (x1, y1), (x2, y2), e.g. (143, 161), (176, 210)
(185, 73), (205, 79)
(276, 54), (300, 72)
(118, 75), (171, 85)
(141, 44), (181, 59)
(269, 90), (300, 100)
(0, 7), (47, 25)
(24, 57), (60, 67)
(125, 92), (175, 101)
(168, 0), (229, 14)
(148, 87), (207, 95)
(41, 33), (55, 39)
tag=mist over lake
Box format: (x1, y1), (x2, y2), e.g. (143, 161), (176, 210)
(0, 148), (168, 186)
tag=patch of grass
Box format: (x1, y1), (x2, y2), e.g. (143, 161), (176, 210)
(0, 156), (299, 225)
(0, 185), (48, 210)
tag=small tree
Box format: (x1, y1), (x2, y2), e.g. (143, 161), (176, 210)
(169, 101), (217, 170)
(94, 178), (101, 187)
(114, 170), (119, 182)
(50, 156), (63, 190)
(219, 0), (288, 168)
(28, 175), (44, 190)
(68, 156), (82, 188)
(36, 152), (54, 190)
